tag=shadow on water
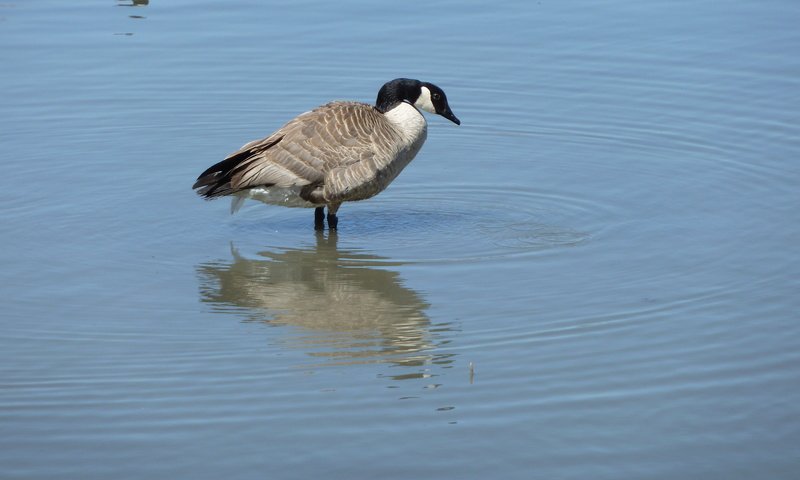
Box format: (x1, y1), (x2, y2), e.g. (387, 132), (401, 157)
(196, 231), (455, 375)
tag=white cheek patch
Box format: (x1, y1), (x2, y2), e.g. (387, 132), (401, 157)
(414, 86), (436, 114)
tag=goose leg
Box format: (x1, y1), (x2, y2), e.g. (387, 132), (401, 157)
(327, 214), (338, 230)
(314, 206), (325, 230)
(326, 203), (341, 230)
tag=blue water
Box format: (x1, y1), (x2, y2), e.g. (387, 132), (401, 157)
(2, 1), (799, 479)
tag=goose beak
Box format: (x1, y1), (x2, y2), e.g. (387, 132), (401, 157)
(441, 107), (461, 125)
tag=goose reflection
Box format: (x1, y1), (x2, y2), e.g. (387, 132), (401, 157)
(197, 232), (450, 370)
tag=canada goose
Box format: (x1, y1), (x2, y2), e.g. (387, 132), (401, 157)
(193, 78), (460, 230)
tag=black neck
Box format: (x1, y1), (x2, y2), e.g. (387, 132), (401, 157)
(375, 78), (421, 113)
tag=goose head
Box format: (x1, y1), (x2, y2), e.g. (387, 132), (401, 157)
(376, 78), (461, 125)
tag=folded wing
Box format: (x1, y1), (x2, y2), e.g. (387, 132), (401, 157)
(193, 102), (398, 202)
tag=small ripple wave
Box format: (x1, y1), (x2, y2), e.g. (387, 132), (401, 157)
(234, 182), (616, 265)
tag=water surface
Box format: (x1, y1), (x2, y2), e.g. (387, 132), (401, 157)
(2, 1), (799, 479)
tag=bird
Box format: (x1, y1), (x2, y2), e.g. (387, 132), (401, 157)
(192, 78), (460, 230)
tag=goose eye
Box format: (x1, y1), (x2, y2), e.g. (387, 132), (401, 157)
(432, 93), (441, 101)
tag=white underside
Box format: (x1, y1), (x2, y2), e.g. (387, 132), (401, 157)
(231, 186), (316, 213)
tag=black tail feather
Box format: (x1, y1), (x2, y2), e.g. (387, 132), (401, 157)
(192, 152), (250, 198)
(192, 136), (281, 198)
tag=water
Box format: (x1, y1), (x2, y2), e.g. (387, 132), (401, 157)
(2, 1), (799, 478)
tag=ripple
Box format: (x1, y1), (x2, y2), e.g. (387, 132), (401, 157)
(232, 183), (613, 264)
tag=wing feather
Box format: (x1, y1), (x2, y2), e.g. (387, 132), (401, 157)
(193, 102), (400, 200)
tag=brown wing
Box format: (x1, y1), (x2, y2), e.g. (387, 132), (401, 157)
(192, 102), (386, 198)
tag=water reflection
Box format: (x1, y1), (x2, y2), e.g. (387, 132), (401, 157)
(197, 232), (454, 372)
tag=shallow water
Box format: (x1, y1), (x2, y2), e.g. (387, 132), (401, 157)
(2, 1), (800, 478)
